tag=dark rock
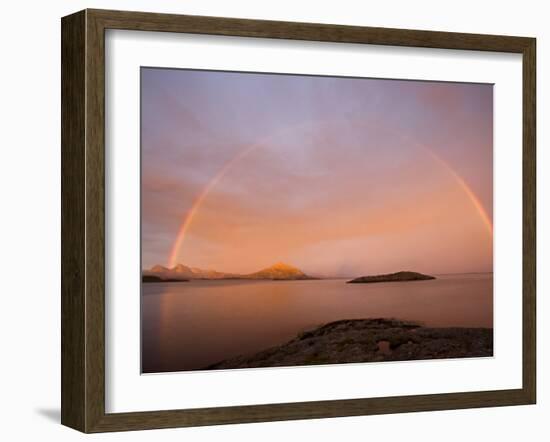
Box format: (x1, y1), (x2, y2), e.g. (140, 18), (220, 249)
(204, 318), (492, 370)
(347, 271), (436, 284)
(142, 275), (189, 283)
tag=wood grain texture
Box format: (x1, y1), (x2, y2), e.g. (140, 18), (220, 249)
(61, 10), (86, 432)
(60, 8), (537, 433)
(84, 10), (107, 433)
(90, 389), (531, 433)
(90, 8), (532, 52)
(522, 38), (536, 403)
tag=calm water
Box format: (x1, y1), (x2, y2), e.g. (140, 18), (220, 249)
(141, 274), (493, 373)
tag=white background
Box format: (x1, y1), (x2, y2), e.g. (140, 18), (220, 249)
(0, 0), (547, 440)
(106, 30), (523, 413)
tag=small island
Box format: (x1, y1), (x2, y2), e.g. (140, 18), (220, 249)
(347, 271), (436, 284)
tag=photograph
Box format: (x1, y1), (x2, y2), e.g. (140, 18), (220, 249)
(140, 68), (494, 374)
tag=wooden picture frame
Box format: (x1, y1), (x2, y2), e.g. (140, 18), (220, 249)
(61, 8), (536, 433)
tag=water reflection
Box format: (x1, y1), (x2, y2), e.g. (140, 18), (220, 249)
(141, 274), (493, 373)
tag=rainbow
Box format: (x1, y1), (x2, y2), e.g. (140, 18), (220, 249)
(424, 148), (493, 236)
(167, 142), (261, 268)
(167, 120), (321, 267)
(167, 127), (493, 267)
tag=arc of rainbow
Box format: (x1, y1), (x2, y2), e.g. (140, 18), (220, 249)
(168, 124), (493, 267)
(167, 142), (260, 268)
(413, 139), (493, 236)
(167, 119), (324, 268)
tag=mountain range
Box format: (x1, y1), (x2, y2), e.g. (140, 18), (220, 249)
(142, 262), (316, 281)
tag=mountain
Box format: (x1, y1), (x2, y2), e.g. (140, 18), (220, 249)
(245, 262), (314, 280)
(347, 271), (436, 284)
(143, 262), (315, 281)
(171, 264), (236, 279)
(143, 264), (237, 280)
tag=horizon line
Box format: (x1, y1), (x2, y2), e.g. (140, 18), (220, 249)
(143, 263), (493, 278)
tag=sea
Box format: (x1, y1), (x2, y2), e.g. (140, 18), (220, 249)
(141, 273), (493, 373)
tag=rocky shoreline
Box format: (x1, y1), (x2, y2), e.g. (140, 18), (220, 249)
(142, 275), (189, 283)
(205, 318), (493, 370)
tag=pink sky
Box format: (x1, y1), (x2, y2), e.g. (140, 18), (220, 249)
(141, 69), (493, 277)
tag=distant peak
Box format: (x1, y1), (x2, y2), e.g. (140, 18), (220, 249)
(248, 262), (314, 279)
(172, 263), (189, 270)
(150, 264), (169, 272)
(268, 262), (298, 270)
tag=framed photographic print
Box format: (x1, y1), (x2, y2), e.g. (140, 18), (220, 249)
(61, 9), (536, 433)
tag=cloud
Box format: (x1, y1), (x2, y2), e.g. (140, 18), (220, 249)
(140, 69), (493, 274)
